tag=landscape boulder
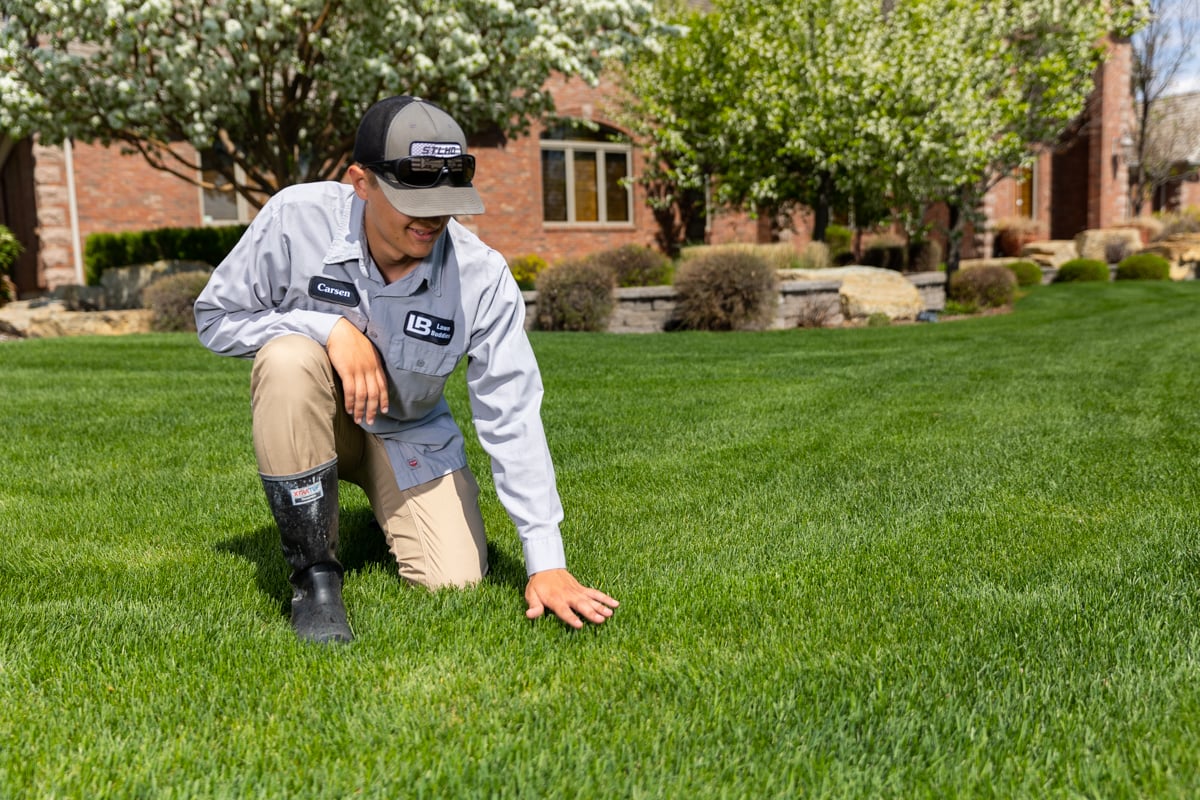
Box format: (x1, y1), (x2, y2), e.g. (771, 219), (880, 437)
(0, 299), (154, 339)
(1139, 234), (1200, 281)
(788, 266), (924, 322)
(1021, 240), (1078, 268)
(1075, 228), (1143, 263)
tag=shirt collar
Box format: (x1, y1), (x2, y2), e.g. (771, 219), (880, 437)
(323, 189), (369, 278)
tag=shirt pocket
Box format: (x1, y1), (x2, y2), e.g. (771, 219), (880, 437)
(384, 336), (461, 418)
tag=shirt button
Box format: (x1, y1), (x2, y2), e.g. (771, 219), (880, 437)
(416, 359), (425, 367)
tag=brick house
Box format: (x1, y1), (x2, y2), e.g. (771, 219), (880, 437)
(1139, 89), (1200, 212)
(0, 36), (1151, 298)
(980, 35), (1137, 252)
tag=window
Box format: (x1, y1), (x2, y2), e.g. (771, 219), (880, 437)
(1015, 166), (1036, 218)
(540, 121), (633, 225)
(200, 142), (249, 224)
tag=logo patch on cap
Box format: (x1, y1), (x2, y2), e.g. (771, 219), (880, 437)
(309, 277), (361, 307)
(410, 141), (463, 158)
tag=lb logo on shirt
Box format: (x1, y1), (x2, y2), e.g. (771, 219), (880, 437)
(308, 276), (360, 307)
(404, 311), (454, 345)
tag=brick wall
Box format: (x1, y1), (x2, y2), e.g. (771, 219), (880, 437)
(72, 140), (202, 241)
(463, 74), (659, 265)
(31, 138), (204, 290)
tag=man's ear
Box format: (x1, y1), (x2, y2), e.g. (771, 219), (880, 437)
(346, 164), (371, 200)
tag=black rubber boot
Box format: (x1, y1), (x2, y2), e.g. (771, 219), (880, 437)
(289, 564), (353, 644)
(260, 460), (353, 643)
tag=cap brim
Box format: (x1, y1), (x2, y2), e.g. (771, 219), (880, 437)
(377, 180), (485, 217)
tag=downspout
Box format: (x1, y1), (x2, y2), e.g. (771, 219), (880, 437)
(64, 138), (85, 284)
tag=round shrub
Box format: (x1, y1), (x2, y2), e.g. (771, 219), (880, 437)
(1054, 258), (1109, 283)
(672, 250), (778, 331)
(534, 259), (615, 332)
(142, 270), (213, 332)
(0, 224), (21, 305)
(507, 254), (547, 290)
(1115, 253), (1170, 281)
(1007, 259), (1043, 287)
(948, 265), (1017, 311)
(861, 234), (906, 271)
(589, 244), (672, 288)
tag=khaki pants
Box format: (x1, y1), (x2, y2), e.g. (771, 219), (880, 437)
(250, 334), (488, 589)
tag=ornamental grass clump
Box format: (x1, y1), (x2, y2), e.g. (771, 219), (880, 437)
(141, 270), (213, 332)
(1007, 260), (1044, 287)
(589, 244), (673, 287)
(947, 265), (1017, 313)
(1054, 258), (1110, 283)
(1116, 253), (1170, 281)
(672, 250), (778, 331)
(534, 259), (615, 332)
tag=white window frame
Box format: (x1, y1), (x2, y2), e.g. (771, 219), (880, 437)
(198, 151), (252, 225)
(541, 133), (634, 227)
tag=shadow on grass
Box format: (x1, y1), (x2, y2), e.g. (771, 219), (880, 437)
(215, 503), (526, 618)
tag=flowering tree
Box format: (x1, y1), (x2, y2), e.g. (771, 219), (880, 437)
(0, 0), (653, 208)
(622, 0), (1147, 268)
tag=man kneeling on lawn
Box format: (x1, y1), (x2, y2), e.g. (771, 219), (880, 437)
(194, 96), (617, 643)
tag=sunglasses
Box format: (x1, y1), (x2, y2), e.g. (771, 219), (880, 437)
(364, 154), (476, 188)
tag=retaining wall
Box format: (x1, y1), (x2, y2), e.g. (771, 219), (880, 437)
(523, 271), (948, 333)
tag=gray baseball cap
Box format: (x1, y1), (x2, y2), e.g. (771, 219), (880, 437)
(353, 96), (485, 217)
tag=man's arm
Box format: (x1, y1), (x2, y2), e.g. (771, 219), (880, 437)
(325, 317), (389, 426)
(464, 261), (617, 627)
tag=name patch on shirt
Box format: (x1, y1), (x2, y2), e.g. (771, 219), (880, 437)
(308, 277), (361, 307)
(404, 311), (454, 345)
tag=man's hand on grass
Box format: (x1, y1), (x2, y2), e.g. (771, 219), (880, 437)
(525, 569), (619, 628)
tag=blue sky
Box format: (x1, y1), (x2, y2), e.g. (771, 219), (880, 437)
(1154, 0), (1200, 95)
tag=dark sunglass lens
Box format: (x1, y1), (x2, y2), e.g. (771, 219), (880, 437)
(450, 155), (476, 186)
(395, 157), (444, 187)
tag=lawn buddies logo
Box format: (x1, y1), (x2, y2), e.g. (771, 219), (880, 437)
(289, 479), (324, 506)
(409, 141), (463, 158)
(404, 311), (454, 346)
(308, 277), (360, 307)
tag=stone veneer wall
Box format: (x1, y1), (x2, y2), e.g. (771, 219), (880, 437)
(521, 272), (947, 333)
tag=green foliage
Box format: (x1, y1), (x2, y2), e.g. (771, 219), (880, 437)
(824, 224), (853, 261)
(83, 225), (246, 285)
(1054, 258), (1110, 283)
(2, 0), (652, 200)
(1007, 259), (1044, 287)
(672, 250), (777, 331)
(534, 259), (615, 332)
(907, 238), (943, 272)
(507, 254), (547, 291)
(1116, 253), (1170, 281)
(861, 235), (907, 271)
(866, 312), (891, 327)
(588, 244), (673, 287)
(948, 265), (1017, 310)
(140, 271), (213, 332)
(0, 224), (23, 274)
(0, 225), (22, 304)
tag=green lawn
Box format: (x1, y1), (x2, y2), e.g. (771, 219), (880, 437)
(1, 281), (1198, 798)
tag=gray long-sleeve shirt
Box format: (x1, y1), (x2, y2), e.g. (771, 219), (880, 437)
(194, 181), (566, 575)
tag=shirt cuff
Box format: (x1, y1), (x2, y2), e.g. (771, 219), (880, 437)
(522, 533), (567, 576)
